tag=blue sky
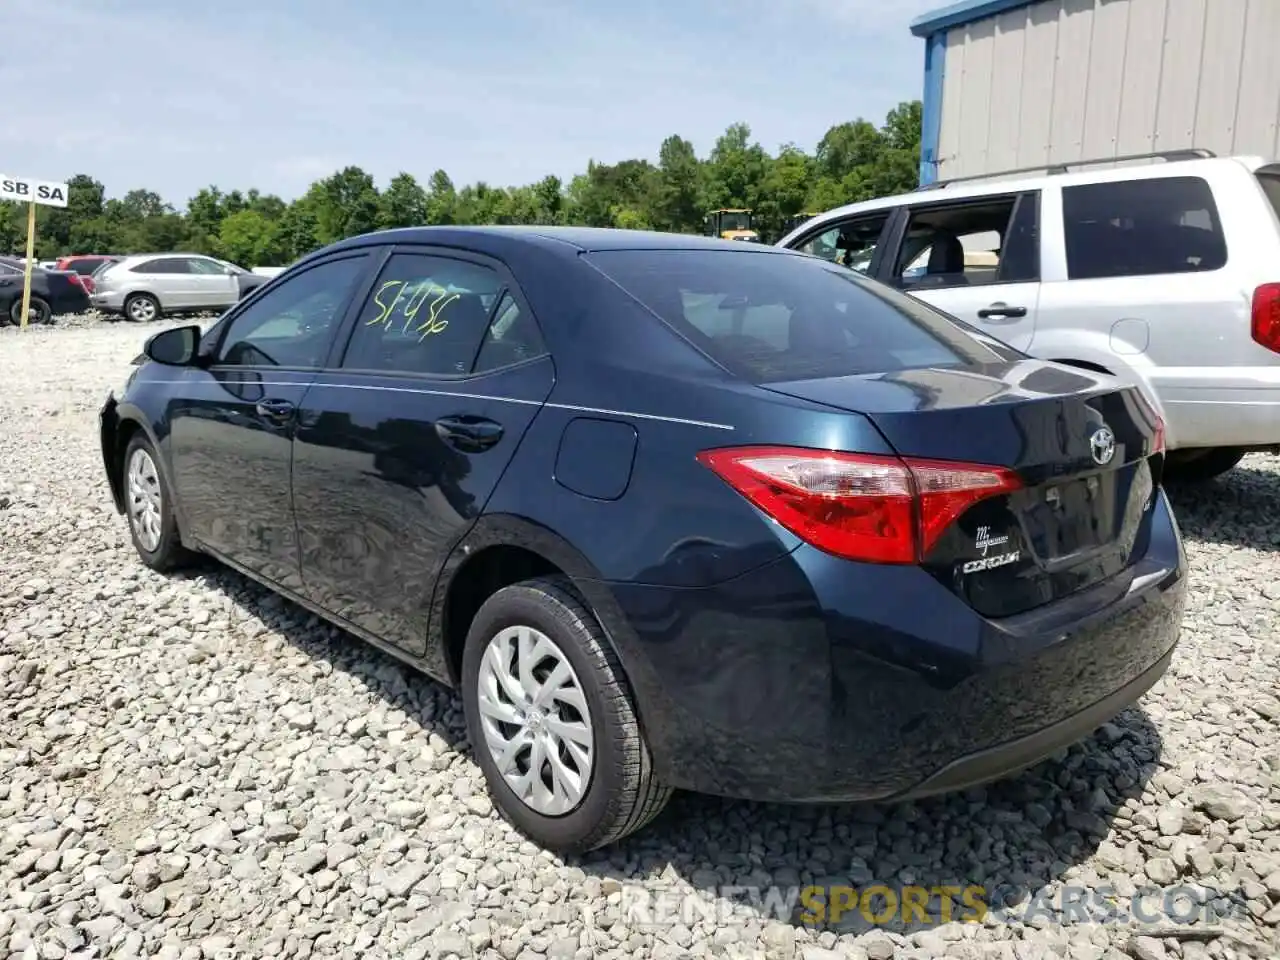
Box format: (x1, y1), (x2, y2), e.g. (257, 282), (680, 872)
(4, 0), (936, 207)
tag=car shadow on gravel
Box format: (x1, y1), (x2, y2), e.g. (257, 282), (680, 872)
(575, 709), (1164, 938)
(1165, 464), (1280, 553)
(174, 561), (1164, 942)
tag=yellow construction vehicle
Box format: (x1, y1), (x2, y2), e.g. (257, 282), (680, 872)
(705, 209), (759, 242)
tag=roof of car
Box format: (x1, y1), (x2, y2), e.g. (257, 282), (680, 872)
(791, 153), (1274, 241)
(319, 225), (800, 259)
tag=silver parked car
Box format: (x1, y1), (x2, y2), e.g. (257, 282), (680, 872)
(91, 253), (270, 322)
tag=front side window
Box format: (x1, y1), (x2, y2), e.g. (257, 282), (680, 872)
(584, 249), (1012, 384)
(795, 213), (890, 275)
(215, 256), (366, 368)
(1062, 176), (1227, 279)
(341, 253), (506, 376)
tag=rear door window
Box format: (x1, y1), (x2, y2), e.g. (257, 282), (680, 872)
(1061, 176), (1227, 279)
(132, 258), (189, 274)
(584, 249), (1013, 383)
(340, 253), (506, 376)
(890, 193), (1038, 289)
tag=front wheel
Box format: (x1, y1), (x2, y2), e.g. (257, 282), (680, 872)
(122, 433), (195, 571)
(461, 577), (672, 854)
(124, 293), (161, 322)
(10, 296), (51, 325)
(1164, 447), (1245, 483)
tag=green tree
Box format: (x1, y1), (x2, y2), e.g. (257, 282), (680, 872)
(652, 135), (702, 233)
(313, 166), (380, 245)
(0, 100), (925, 263)
(219, 209), (286, 266)
(377, 173), (428, 229)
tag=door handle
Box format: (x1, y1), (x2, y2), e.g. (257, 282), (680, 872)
(434, 415), (503, 452)
(977, 303), (1028, 320)
(254, 398), (296, 423)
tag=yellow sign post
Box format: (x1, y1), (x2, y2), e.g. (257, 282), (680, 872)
(20, 200), (36, 330)
(1, 173), (70, 330)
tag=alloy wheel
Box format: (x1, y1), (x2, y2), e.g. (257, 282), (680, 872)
(128, 297), (157, 322)
(475, 625), (594, 816)
(126, 447), (163, 552)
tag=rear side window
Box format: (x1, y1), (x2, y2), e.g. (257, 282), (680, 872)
(1258, 174), (1280, 224)
(584, 250), (1012, 383)
(1062, 176), (1227, 279)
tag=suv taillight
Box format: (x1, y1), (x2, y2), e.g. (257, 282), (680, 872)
(1252, 284), (1280, 353)
(696, 446), (1022, 565)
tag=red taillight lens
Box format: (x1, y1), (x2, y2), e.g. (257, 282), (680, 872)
(696, 446), (1022, 565)
(1252, 283), (1280, 353)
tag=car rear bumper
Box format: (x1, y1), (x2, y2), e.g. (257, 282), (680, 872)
(585, 489), (1186, 803)
(91, 291), (127, 312)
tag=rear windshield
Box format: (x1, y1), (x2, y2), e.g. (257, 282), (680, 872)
(583, 249), (1012, 383)
(1259, 174), (1280, 224)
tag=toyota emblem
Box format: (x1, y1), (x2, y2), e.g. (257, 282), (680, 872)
(1090, 426), (1116, 466)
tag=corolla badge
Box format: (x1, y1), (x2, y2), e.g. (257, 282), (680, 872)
(962, 525), (1020, 574)
(1090, 426), (1116, 466)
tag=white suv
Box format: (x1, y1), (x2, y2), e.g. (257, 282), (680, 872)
(778, 151), (1280, 481)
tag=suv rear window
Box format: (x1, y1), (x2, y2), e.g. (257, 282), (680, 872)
(583, 249), (1013, 383)
(1062, 176), (1227, 279)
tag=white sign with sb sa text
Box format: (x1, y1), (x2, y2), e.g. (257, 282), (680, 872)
(0, 174), (69, 208)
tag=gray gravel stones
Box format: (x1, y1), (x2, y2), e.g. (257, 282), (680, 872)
(1, 321), (1278, 959)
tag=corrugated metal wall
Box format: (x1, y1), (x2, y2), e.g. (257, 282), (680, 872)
(935, 0), (1280, 180)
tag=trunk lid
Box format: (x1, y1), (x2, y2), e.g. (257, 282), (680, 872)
(763, 359), (1164, 618)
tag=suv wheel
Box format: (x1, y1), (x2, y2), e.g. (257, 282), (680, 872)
(1165, 447), (1245, 482)
(125, 293), (161, 322)
(461, 576), (672, 853)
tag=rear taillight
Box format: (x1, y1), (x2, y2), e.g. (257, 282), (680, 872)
(1252, 283), (1280, 353)
(696, 446), (1022, 565)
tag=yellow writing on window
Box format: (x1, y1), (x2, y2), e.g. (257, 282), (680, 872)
(367, 279), (461, 340)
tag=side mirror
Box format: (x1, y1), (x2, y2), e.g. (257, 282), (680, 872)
(144, 325), (201, 366)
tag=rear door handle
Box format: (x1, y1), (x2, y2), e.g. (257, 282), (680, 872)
(254, 398), (296, 423)
(435, 415), (503, 452)
(977, 303), (1028, 320)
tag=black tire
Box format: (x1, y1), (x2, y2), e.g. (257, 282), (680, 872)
(461, 576), (672, 854)
(121, 432), (195, 571)
(1164, 447), (1246, 483)
(10, 296), (51, 325)
(124, 293), (161, 323)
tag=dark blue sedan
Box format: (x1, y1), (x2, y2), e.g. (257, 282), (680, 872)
(99, 226), (1186, 853)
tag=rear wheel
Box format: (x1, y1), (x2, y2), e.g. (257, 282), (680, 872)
(10, 296), (51, 325)
(461, 576), (672, 854)
(1164, 447), (1245, 483)
(125, 293), (161, 322)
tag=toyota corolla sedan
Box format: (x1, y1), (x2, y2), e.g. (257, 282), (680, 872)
(99, 226), (1185, 853)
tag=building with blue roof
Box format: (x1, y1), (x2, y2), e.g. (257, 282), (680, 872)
(910, 0), (1280, 185)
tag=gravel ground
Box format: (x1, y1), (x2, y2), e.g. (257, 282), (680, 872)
(1, 320), (1278, 960)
